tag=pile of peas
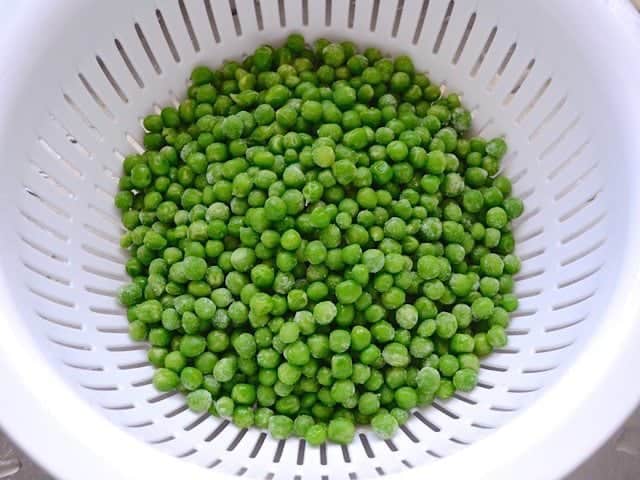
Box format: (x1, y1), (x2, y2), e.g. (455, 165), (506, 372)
(115, 34), (524, 445)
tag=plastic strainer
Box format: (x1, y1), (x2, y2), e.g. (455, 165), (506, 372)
(1, 0), (640, 479)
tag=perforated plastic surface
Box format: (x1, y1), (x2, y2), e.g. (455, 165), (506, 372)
(1, 1), (640, 480)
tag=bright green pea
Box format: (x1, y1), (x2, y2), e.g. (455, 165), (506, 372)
(327, 418), (355, 445)
(371, 413), (398, 440)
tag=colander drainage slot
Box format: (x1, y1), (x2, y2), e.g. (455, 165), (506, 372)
(203, 0), (221, 42)
(516, 77), (552, 124)
(37, 310), (81, 330)
(359, 434), (374, 458)
(451, 11), (475, 63)
(165, 404), (189, 418)
(78, 73), (114, 119)
(81, 243), (124, 265)
(511, 308), (537, 318)
(253, 0), (264, 30)
(522, 365), (557, 374)
(206, 420), (230, 442)
(341, 444), (351, 462)
(30, 288), (75, 308)
(89, 305), (122, 316)
(273, 439), (285, 463)
(560, 238), (605, 267)
(296, 439), (305, 465)
(148, 390), (178, 404)
(277, 0), (286, 26)
(449, 437), (469, 446)
(471, 421), (494, 430)
(81, 383), (118, 392)
(535, 342), (574, 354)
(413, 411), (440, 432)
(399, 425), (419, 443)
(432, 0), (454, 54)
(114, 38), (144, 88)
(385, 439), (398, 452)
(347, 0), (356, 28)
(102, 403), (135, 411)
(228, 0), (242, 35)
(558, 265), (603, 289)
(480, 363), (508, 372)
(83, 223), (120, 246)
(548, 139), (590, 180)
(82, 264), (126, 282)
(63, 361), (103, 371)
(22, 259), (70, 285)
(176, 448), (197, 458)
(125, 132), (144, 153)
(96, 56), (128, 103)
(558, 188), (602, 223)
(131, 377), (152, 387)
(20, 235), (68, 263)
(227, 429), (248, 451)
(249, 433), (267, 458)
(529, 95), (568, 141)
(88, 203), (122, 226)
(507, 386), (540, 394)
(492, 348), (518, 355)
(179, 0), (200, 52)
(518, 226), (543, 245)
(117, 360), (150, 370)
(488, 43), (517, 92)
(107, 344), (147, 353)
(470, 26), (497, 77)
(391, 0), (405, 37)
(369, 0), (380, 31)
(490, 404), (517, 412)
(319, 443), (327, 465)
(23, 184), (71, 219)
(540, 116), (582, 160)
(551, 291), (595, 311)
(560, 214), (605, 246)
(85, 284), (119, 298)
(156, 9), (181, 62)
(519, 245), (545, 262)
(503, 58), (536, 104)
(324, 0), (332, 26)
(477, 380), (496, 389)
(431, 402), (459, 419)
(452, 393), (476, 405)
(516, 268), (544, 282)
(545, 314), (587, 332)
(28, 160), (75, 198)
(62, 92), (103, 140)
(134, 23), (162, 74)
(126, 420), (153, 428)
(506, 328), (530, 336)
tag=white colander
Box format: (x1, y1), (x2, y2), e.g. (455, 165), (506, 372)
(1, 0), (640, 479)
